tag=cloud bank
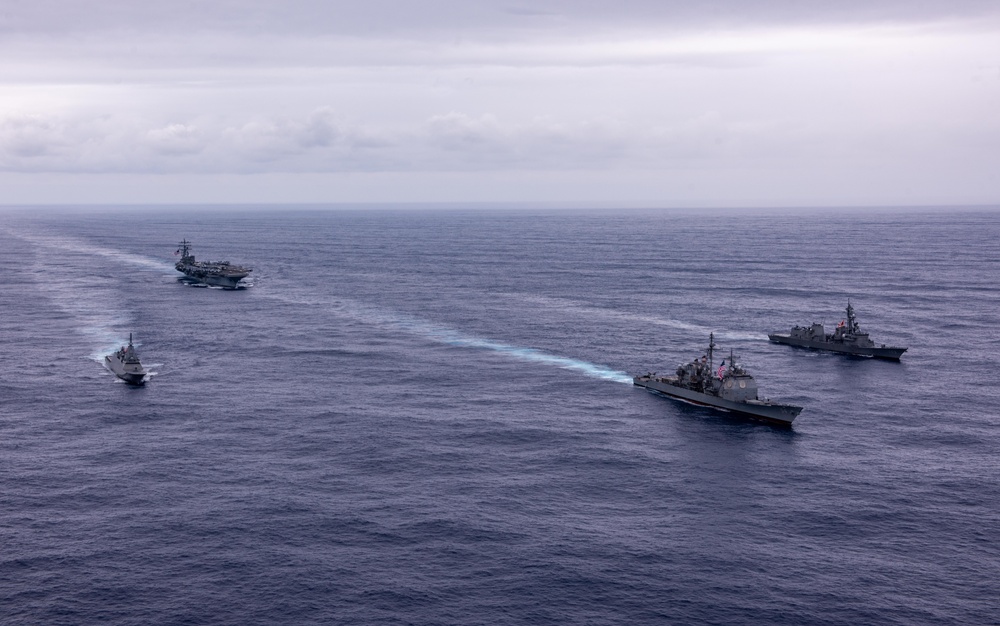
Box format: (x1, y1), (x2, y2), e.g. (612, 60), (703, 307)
(2, 1), (999, 205)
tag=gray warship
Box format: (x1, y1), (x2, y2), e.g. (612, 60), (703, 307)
(768, 301), (907, 360)
(174, 239), (252, 289)
(634, 334), (803, 426)
(105, 334), (147, 384)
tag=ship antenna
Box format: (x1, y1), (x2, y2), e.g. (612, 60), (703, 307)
(847, 299), (857, 333)
(129, 332), (133, 346)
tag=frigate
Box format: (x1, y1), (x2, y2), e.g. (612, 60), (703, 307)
(768, 301), (907, 360)
(105, 333), (147, 384)
(174, 239), (252, 289)
(634, 334), (803, 426)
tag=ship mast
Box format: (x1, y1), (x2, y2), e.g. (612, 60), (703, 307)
(708, 332), (715, 372)
(846, 299), (858, 333)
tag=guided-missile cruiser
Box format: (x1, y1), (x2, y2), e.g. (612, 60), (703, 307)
(634, 334), (803, 426)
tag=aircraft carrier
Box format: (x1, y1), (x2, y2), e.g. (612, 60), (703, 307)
(174, 239), (252, 289)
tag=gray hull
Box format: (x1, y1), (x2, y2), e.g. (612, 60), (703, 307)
(177, 271), (247, 289)
(768, 334), (907, 360)
(105, 355), (146, 384)
(634, 377), (802, 426)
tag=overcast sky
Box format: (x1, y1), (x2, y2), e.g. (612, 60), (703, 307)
(2, 0), (999, 206)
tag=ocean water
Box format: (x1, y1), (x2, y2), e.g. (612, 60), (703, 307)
(1, 205), (998, 625)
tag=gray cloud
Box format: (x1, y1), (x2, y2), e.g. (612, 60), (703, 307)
(6, 1), (1000, 38)
(144, 124), (205, 156)
(2, 0), (999, 204)
(13, 104), (994, 179)
(0, 108), (734, 173)
(0, 115), (63, 158)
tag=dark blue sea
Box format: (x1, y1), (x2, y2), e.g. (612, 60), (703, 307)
(1, 205), (998, 625)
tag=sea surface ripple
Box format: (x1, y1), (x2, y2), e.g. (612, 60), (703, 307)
(1, 206), (998, 625)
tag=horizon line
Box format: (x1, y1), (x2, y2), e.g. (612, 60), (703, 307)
(2, 201), (999, 212)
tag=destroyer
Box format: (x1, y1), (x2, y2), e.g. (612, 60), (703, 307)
(174, 239), (252, 289)
(105, 333), (147, 384)
(768, 301), (907, 360)
(634, 334), (803, 426)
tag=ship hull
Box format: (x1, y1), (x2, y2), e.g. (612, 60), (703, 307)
(768, 334), (907, 360)
(634, 377), (801, 426)
(105, 357), (146, 385)
(177, 271), (247, 289)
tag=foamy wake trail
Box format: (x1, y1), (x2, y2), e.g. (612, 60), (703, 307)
(3, 227), (148, 363)
(83, 319), (132, 363)
(404, 323), (632, 384)
(7, 229), (177, 274)
(507, 293), (767, 342)
(262, 291), (632, 384)
(40, 274), (139, 365)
